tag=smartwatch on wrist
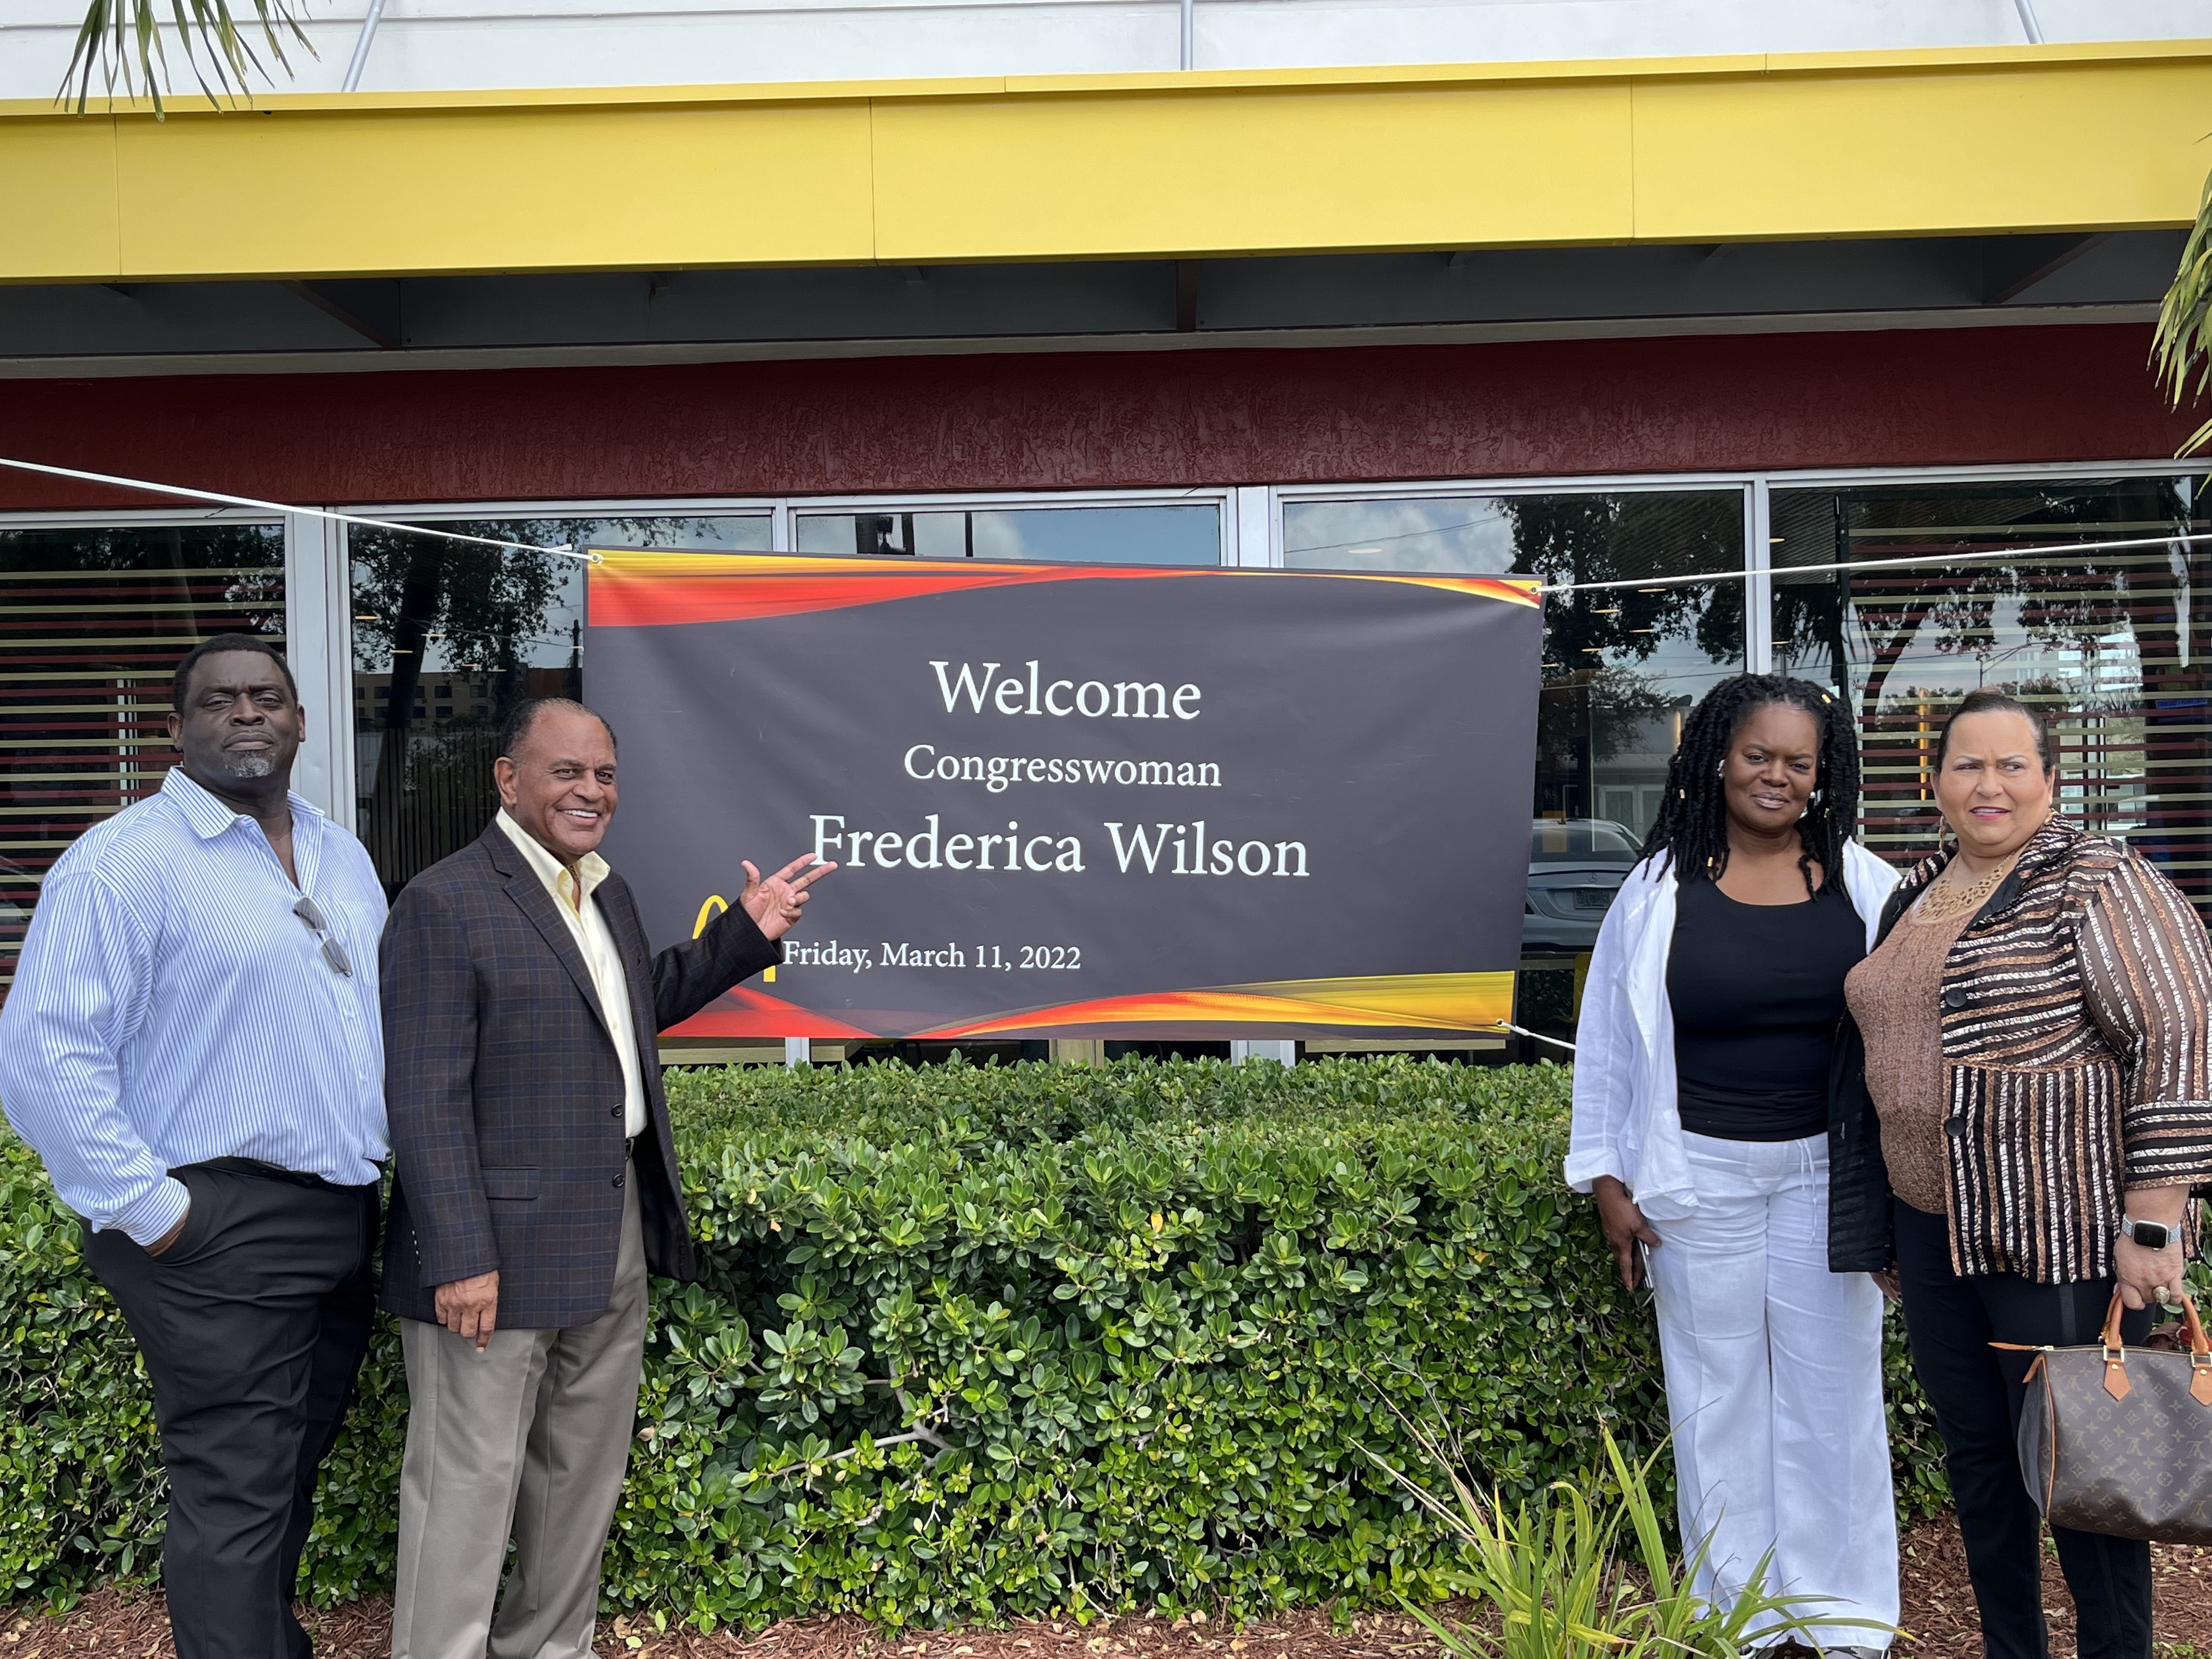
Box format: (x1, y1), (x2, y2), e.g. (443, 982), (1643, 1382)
(2121, 1214), (2174, 1250)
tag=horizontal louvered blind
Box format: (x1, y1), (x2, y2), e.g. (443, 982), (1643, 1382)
(1852, 548), (2209, 918)
(1773, 482), (2210, 924)
(0, 525), (284, 1000)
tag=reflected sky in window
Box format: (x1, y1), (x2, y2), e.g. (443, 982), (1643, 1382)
(796, 505), (1219, 565)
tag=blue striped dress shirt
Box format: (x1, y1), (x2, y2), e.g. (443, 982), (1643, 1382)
(0, 768), (388, 1244)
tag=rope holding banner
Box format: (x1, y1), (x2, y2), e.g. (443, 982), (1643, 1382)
(1495, 1021), (1577, 1053)
(0, 455), (595, 562)
(1535, 529), (2212, 595)
(7, 450), (2199, 585)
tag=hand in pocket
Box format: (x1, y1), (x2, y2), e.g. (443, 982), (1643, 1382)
(145, 1204), (190, 1258)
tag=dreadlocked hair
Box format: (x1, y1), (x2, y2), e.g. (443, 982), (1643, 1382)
(1639, 672), (1861, 899)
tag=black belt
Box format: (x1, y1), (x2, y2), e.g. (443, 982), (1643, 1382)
(194, 1155), (371, 1193)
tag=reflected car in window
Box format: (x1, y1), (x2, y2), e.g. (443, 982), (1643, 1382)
(1524, 819), (1642, 956)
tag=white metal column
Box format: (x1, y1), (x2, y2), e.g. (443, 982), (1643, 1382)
(1231, 486), (1275, 568)
(771, 507), (808, 1064)
(1231, 487), (1295, 1064)
(1746, 479), (1774, 675)
(283, 513), (356, 825)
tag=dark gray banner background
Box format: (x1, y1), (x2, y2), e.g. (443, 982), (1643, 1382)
(590, 565), (1539, 1035)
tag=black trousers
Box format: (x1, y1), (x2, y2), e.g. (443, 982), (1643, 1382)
(1894, 1199), (2153, 1659)
(82, 1161), (380, 1659)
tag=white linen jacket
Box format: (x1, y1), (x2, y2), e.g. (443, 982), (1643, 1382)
(1562, 840), (1901, 1212)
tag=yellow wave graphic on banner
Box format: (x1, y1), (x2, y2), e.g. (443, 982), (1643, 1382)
(913, 971), (1515, 1039)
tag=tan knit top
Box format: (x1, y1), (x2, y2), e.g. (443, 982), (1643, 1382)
(1844, 898), (1975, 1216)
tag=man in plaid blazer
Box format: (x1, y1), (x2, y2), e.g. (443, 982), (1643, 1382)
(380, 696), (831, 1659)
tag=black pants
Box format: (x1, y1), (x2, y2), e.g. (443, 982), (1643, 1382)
(1894, 1199), (2153, 1659)
(82, 1162), (380, 1659)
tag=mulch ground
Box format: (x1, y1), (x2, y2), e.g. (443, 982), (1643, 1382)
(9, 1517), (2212, 1657)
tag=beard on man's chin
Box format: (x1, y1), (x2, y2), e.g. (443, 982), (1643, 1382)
(223, 753), (277, 780)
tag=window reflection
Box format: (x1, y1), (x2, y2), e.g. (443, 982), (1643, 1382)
(795, 504), (1220, 565)
(349, 514), (769, 895)
(1283, 498), (1516, 572)
(1772, 477), (2212, 923)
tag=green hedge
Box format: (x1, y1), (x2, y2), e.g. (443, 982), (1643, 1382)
(0, 1057), (1945, 1627)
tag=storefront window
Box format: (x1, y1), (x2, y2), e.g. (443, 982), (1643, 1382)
(795, 503), (1221, 564)
(350, 514), (768, 895)
(0, 522), (285, 998)
(1771, 475), (2212, 922)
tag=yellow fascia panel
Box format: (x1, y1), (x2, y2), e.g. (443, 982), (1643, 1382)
(871, 80), (1635, 261)
(2, 40), (2210, 281)
(1634, 57), (2212, 241)
(110, 99), (877, 280)
(0, 119), (122, 280)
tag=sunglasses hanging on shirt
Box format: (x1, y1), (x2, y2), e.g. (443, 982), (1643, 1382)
(292, 895), (354, 978)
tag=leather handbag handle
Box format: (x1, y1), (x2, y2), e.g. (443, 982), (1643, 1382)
(2101, 1285), (2212, 1358)
(2098, 1284), (2212, 1404)
(2185, 1292), (2212, 1361)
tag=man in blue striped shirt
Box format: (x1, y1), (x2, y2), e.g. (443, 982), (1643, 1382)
(0, 633), (387, 1659)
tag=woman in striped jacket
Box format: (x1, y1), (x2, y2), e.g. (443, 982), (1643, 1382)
(1837, 687), (2212, 1659)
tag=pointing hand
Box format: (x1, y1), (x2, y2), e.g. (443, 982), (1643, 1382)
(741, 854), (836, 941)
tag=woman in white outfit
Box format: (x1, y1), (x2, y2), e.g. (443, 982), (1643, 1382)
(1565, 673), (1899, 1651)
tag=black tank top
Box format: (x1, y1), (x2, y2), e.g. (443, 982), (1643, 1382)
(1666, 876), (1864, 1142)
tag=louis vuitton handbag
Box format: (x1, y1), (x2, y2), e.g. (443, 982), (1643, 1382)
(2012, 1288), (2212, 1544)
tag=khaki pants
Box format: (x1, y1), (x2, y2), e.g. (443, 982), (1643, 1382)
(391, 1172), (646, 1659)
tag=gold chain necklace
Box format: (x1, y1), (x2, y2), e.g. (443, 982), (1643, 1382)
(1910, 854), (2017, 926)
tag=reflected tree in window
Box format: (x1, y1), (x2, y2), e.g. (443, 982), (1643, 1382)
(351, 527), (569, 890)
(349, 515), (765, 894)
(1507, 493), (1745, 831)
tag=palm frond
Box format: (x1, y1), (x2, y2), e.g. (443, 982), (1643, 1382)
(61, 0), (321, 116)
(2153, 157), (2212, 458)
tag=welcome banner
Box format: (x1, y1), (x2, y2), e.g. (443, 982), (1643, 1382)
(588, 551), (1541, 1041)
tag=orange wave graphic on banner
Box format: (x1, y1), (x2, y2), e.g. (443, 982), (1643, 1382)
(661, 986), (878, 1040)
(588, 551), (1538, 627)
(911, 972), (1516, 1039)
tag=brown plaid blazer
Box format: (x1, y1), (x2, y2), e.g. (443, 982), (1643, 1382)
(379, 820), (780, 1329)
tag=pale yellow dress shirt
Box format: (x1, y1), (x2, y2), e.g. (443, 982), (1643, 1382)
(495, 810), (647, 1138)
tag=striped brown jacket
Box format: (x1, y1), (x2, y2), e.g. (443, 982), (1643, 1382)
(1882, 820), (2212, 1283)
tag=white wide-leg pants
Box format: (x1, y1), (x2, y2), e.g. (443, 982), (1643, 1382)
(1638, 1131), (1898, 1649)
